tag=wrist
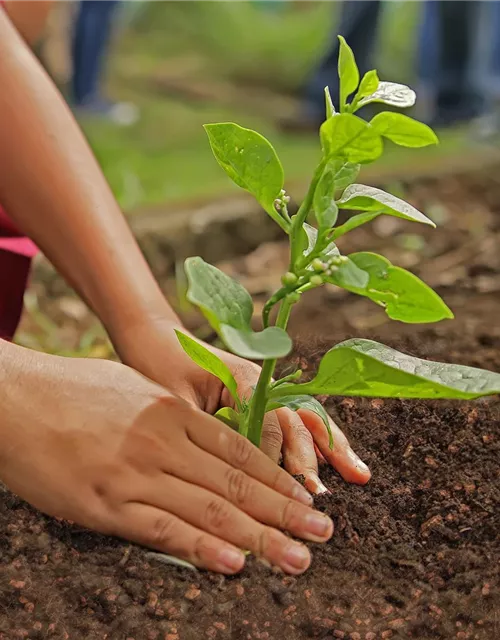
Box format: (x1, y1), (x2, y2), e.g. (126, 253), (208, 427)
(112, 309), (188, 369)
(0, 340), (40, 467)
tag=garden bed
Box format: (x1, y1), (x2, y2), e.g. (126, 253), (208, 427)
(2, 169), (500, 639)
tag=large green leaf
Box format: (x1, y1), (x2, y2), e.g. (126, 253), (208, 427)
(267, 395), (333, 447)
(338, 36), (359, 109)
(358, 81), (416, 109)
(220, 325), (292, 360)
(175, 330), (240, 406)
(326, 257), (369, 290)
(185, 257), (253, 331)
(347, 252), (454, 323)
(337, 184), (435, 227)
(204, 123), (285, 220)
(370, 112), (438, 148)
(331, 211), (381, 240)
(328, 159), (360, 190)
(270, 339), (500, 400)
(314, 166), (339, 229)
(320, 114), (383, 164)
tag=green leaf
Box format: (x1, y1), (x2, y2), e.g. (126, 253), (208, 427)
(204, 123), (285, 221)
(370, 112), (438, 148)
(220, 325), (292, 360)
(215, 407), (241, 430)
(185, 257), (253, 331)
(314, 167), (339, 229)
(324, 86), (336, 119)
(358, 81), (416, 109)
(320, 114), (383, 164)
(328, 159), (360, 190)
(301, 223), (340, 261)
(267, 395), (333, 447)
(175, 330), (240, 407)
(300, 222), (320, 258)
(355, 70), (379, 101)
(331, 211), (381, 240)
(337, 184), (436, 227)
(338, 36), (359, 109)
(346, 252), (454, 323)
(327, 257), (369, 289)
(271, 339), (500, 400)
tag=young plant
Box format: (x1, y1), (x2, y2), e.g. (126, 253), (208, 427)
(175, 37), (500, 448)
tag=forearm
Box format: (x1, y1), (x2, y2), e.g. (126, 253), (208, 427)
(4, 1), (53, 45)
(0, 13), (179, 351)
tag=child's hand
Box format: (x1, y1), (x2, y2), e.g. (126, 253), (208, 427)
(118, 320), (371, 495)
(1, 346), (333, 574)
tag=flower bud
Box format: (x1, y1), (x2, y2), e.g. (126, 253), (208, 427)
(281, 272), (298, 287)
(274, 199), (282, 210)
(339, 255), (349, 263)
(309, 275), (323, 287)
(312, 258), (325, 272)
(287, 291), (301, 304)
(283, 195), (291, 203)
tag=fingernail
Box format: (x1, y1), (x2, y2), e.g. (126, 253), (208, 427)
(292, 484), (313, 505)
(217, 548), (245, 573)
(282, 543), (310, 573)
(307, 474), (331, 495)
(305, 512), (333, 538)
(348, 448), (370, 472)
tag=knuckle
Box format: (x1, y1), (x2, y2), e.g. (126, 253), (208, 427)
(257, 526), (282, 559)
(91, 466), (123, 505)
(148, 514), (178, 549)
(294, 424), (314, 448)
(278, 499), (299, 531)
(261, 424), (283, 450)
(229, 435), (255, 469)
(203, 499), (232, 531)
(225, 468), (253, 506)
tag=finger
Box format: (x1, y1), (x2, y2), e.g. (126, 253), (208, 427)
(278, 408), (330, 495)
(185, 413), (314, 506)
(260, 410), (283, 464)
(298, 409), (371, 485)
(315, 444), (327, 465)
(163, 439), (333, 545)
(134, 474), (316, 575)
(107, 502), (246, 574)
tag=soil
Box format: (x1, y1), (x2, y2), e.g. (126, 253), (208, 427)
(2, 170), (500, 639)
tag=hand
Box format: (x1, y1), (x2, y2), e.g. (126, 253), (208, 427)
(0, 348), (334, 574)
(118, 319), (371, 495)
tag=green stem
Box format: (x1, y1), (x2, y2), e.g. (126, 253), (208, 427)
(246, 298), (293, 446)
(289, 159), (327, 268)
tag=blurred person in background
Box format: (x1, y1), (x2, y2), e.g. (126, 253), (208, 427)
(282, 0), (382, 131)
(71, 0), (138, 125)
(417, 1), (483, 128)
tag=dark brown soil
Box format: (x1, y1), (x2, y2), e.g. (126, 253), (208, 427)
(2, 170), (500, 639)
(2, 318), (499, 640)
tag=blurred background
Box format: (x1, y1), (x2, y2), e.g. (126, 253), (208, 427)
(15, 0), (500, 359)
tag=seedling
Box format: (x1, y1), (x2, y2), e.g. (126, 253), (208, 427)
(176, 37), (500, 448)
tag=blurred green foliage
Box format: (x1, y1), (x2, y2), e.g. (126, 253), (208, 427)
(79, 1), (463, 212)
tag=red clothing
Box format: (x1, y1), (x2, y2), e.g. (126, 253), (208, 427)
(0, 2), (38, 340)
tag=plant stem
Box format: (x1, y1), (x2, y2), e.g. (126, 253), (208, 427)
(246, 298), (293, 446)
(289, 159), (327, 267)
